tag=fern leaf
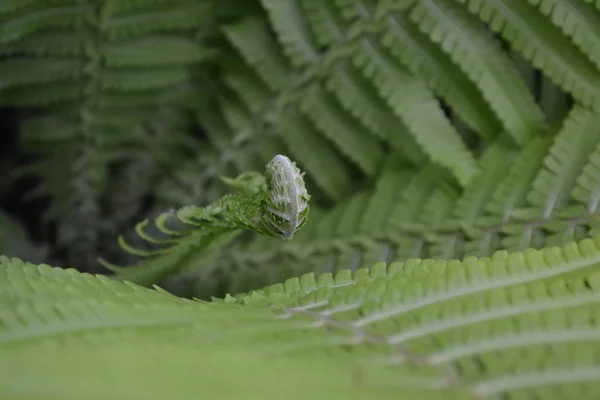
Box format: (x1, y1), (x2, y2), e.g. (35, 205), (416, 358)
(571, 143), (600, 213)
(459, 0), (600, 111)
(529, 0), (600, 70)
(0, 31), (89, 56)
(99, 67), (191, 91)
(223, 16), (290, 92)
(526, 106), (600, 218)
(0, 57), (84, 87)
(101, 2), (210, 39)
(411, 0), (546, 145)
(0, 4), (89, 43)
(352, 36), (478, 186)
(260, 0), (320, 67)
(583, 0), (600, 11)
(380, 12), (503, 140)
(6, 235), (600, 398)
(299, 85), (383, 177)
(101, 0), (176, 16)
(0, 80), (81, 106)
(452, 139), (519, 229)
(486, 137), (553, 222)
(276, 112), (351, 200)
(103, 36), (213, 67)
(299, 1), (427, 162)
(388, 163), (453, 231)
(359, 155), (414, 234)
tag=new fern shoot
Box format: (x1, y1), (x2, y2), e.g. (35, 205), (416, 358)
(101, 155), (310, 286)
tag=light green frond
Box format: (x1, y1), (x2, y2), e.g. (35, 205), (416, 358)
(525, 106), (600, 218)
(277, 113), (352, 201)
(411, 0), (546, 145)
(380, 12), (503, 140)
(351, 37), (478, 186)
(5, 235), (600, 398)
(223, 16), (291, 92)
(260, 0), (320, 67)
(486, 137), (553, 222)
(452, 138), (519, 229)
(530, 0), (600, 70)
(571, 143), (600, 214)
(298, 85), (384, 177)
(459, 0), (600, 110)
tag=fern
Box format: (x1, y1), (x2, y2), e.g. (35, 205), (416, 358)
(4, 233), (600, 398)
(0, 0), (213, 269)
(458, 0), (600, 110)
(4, 2), (600, 396)
(182, 105), (600, 296)
(102, 155), (310, 287)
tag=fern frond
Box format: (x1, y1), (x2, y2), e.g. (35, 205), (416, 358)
(260, 0), (320, 68)
(103, 36), (212, 67)
(298, 2), (426, 163)
(459, 0), (600, 110)
(0, 57), (84, 87)
(0, 0), (211, 269)
(0, 31), (89, 56)
(530, 0), (600, 70)
(352, 37), (478, 186)
(526, 106), (600, 219)
(101, 1), (211, 39)
(5, 235), (600, 398)
(410, 0), (546, 145)
(223, 6), (478, 188)
(211, 102), (600, 294)
(571, 142), (600, 214)
(0, 3), (89, 43)
(105, 155), (311, 286)
(380, 12), (503, 140)
(299, 85), (384, 177)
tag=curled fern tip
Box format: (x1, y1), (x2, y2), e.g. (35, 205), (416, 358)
(262, 154), (311, 240)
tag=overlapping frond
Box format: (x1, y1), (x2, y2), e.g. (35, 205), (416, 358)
(458, 0), (600, 110)
(4, 233), (600, 398)
(0, 0), (213, 269)
(217, 2), (483, 190)
(179, 105), (600, 296)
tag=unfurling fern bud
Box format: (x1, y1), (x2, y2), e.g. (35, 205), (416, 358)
(262, 155), (311, 240)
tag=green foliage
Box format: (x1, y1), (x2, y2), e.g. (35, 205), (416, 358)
(0, 0), (214, 269)
(101, 154), (310, 287)
(4, 233), (600, 399)
(3, 1), (600, 397)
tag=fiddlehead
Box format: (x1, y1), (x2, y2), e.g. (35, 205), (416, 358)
(102, 154), (310, 286)
(261, 154), (311, 240)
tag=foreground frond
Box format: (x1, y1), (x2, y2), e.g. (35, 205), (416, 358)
(4, 233), (600, 398)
